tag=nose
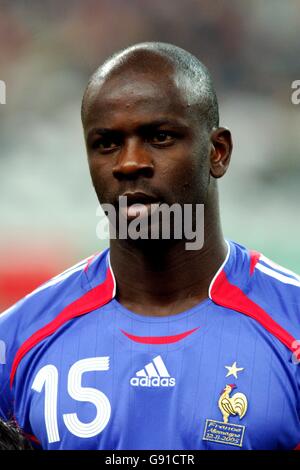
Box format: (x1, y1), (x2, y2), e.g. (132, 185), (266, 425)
(112, 138), (154, 179)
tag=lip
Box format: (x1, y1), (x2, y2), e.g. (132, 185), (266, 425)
(120, 191), (159, 205)
(118, 192), (160, 220)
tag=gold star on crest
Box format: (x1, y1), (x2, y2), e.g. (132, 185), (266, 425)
(225, 361), (244, 379)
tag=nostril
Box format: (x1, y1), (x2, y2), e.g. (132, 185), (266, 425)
(137, 165), (154, 178)
(112, 161), (154, 179)
(113, 161), (139, 174)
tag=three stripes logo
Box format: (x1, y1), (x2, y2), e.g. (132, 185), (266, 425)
(130, 355), (176, 387)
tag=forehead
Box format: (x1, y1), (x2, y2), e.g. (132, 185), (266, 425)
(83, 69), (195, 130)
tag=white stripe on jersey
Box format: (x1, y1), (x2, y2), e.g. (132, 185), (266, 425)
(256, 262), (300, 288)
(208, 240), (231, 299)
(32, 263), (88, 295)
(50, 255), (93, 280)
(259, 254), (300, 281)
(107, 253), (117, 298)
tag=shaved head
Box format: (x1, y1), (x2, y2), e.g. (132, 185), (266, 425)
(81, 42), (219, 131)
(83, 40), (232, 262)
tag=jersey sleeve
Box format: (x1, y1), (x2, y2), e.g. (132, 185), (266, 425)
(0, 305), (19, 421)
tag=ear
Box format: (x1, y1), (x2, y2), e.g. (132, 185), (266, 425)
(209, 127), (232, 178)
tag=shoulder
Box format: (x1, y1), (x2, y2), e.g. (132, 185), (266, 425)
(249, 250), (300, 324)
(0, 250), (109, 349)
(0, 253), (105, 418)
(248, 248), (300, 359)
(234, 240), (300, 342)
(224, 240), (300, 303)
(0, 248), (113, 400)
(210, 240), (300, 351)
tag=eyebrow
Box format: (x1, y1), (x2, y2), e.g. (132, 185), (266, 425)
(139, 119), (186, 129)
(86, 119), (188, 138)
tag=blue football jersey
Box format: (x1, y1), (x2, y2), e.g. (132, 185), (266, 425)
(0, 240), (300, 450)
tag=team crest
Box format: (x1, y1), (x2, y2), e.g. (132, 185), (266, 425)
(203, 384), (248, 447)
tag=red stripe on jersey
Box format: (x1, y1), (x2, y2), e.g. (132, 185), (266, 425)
(294, 443), (300, 450)
(121, 327), (199, 344)
(24, 433), (41, 445)
(210, 270), (296, 352)
(10, 267), (115, 388)
(250, 250), (261, 275)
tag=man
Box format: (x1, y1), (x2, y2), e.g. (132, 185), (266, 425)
(0, 42), (299, 450)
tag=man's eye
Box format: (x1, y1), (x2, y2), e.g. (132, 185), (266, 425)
(92, 137), (120, 152)
(150, 132), (175, 145)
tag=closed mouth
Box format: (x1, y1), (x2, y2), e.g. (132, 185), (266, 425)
(118, 192), (160, 220)
(120, 192), (160, 206)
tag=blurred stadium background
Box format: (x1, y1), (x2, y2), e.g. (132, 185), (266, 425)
(0, 0), (299, 310)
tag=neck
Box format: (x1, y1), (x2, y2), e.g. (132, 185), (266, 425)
(109, 185), (227, 316)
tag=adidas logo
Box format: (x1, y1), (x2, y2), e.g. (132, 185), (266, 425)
(130, 355), (176, 387)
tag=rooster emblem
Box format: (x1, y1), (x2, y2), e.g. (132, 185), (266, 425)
(218, 384), (248, 424)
